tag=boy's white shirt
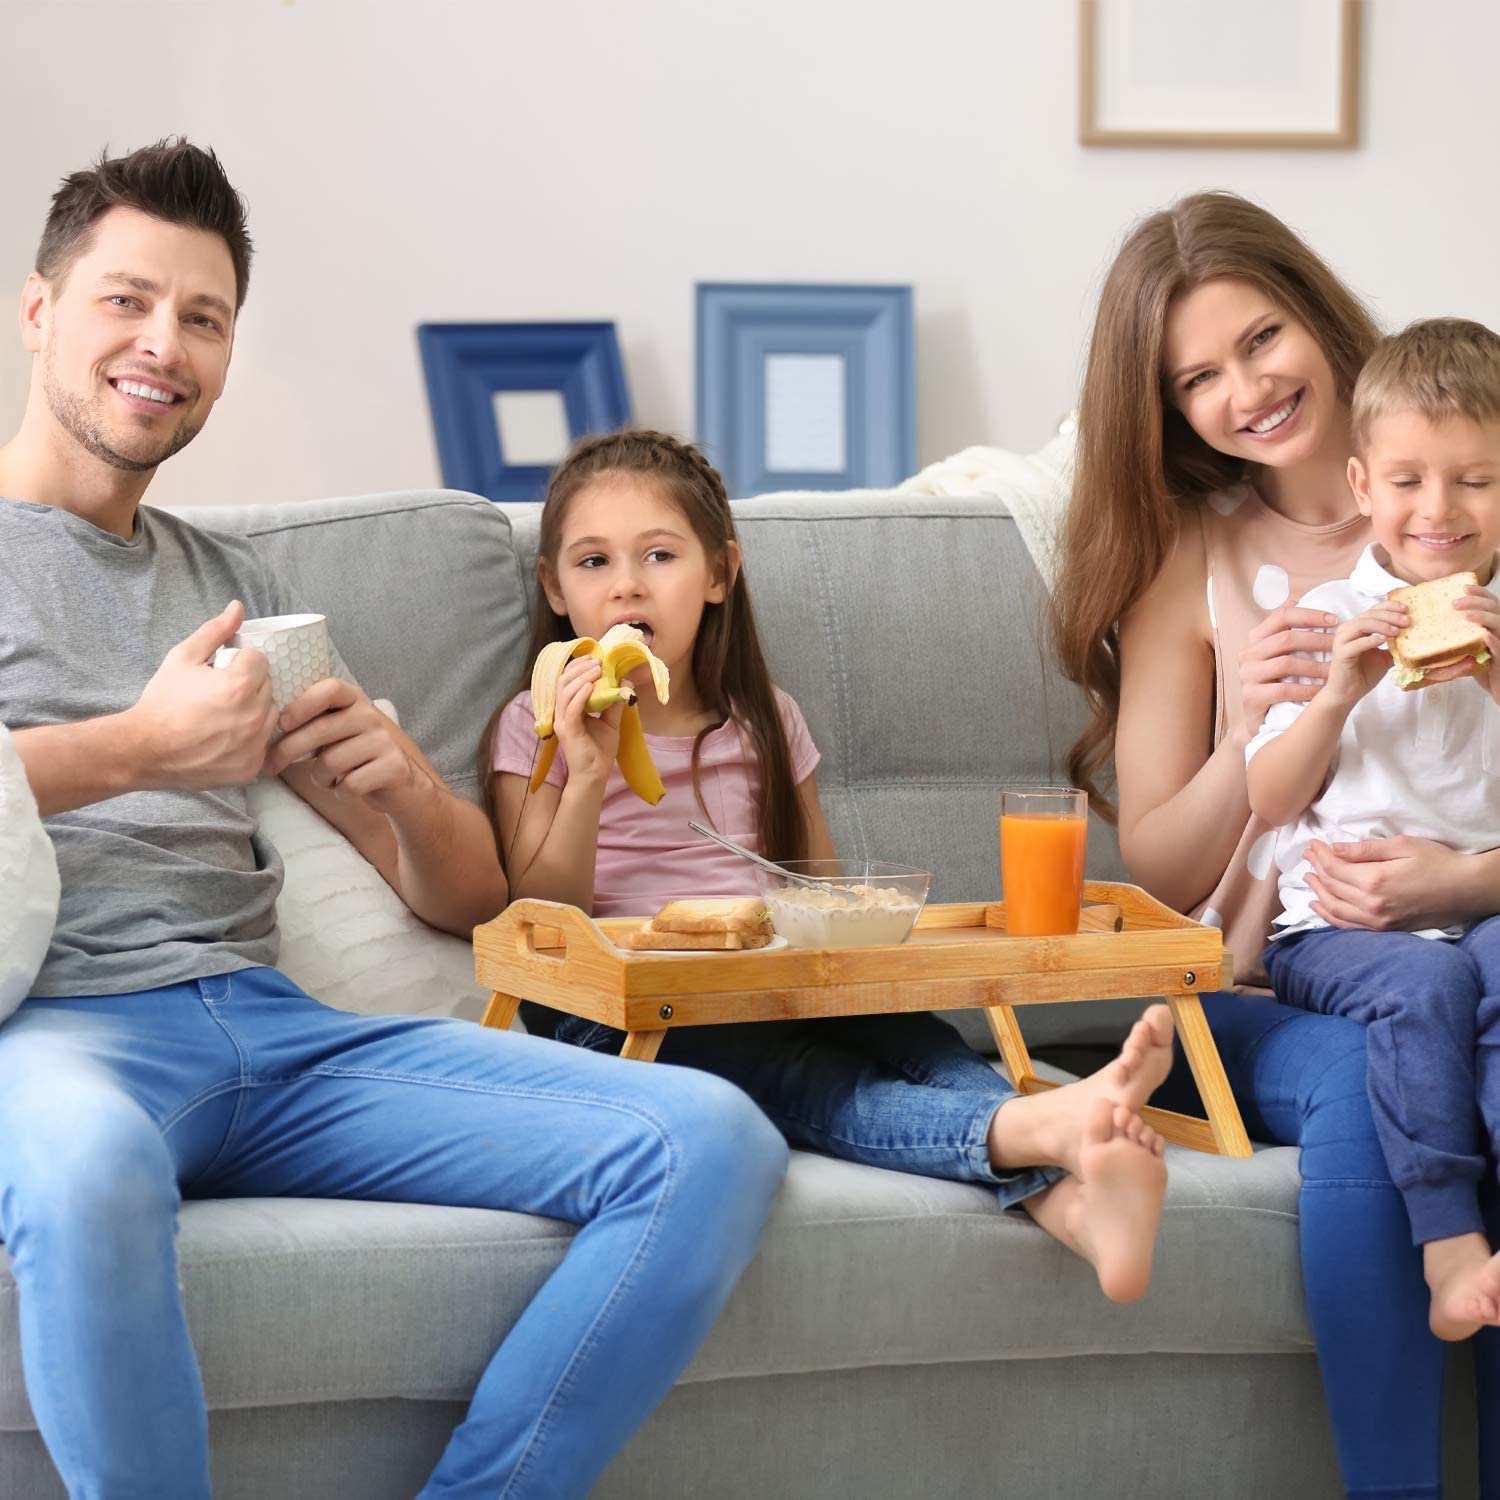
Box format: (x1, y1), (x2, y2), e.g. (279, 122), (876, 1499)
(1246, 544), (1500, 940)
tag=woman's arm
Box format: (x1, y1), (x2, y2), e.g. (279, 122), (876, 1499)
(1114, 529), (1249, 912)
(1305, 839), (1500, 929)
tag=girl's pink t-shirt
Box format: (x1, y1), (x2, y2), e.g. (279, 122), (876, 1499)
(493, 686), (821, 917)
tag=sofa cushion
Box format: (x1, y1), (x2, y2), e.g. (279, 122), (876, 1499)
(0, 1141), (1305, 1429)
(249, 776), (488, 1021)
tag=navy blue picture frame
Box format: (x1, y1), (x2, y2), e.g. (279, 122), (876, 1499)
(696, 283), (915, 498)
(417, 322), (631, 502)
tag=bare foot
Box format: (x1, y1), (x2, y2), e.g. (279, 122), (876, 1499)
(988, 1004), (1176, 1175)
(1022, 1098), (1168, 1302)
(1425, 1233), (1500, 1341)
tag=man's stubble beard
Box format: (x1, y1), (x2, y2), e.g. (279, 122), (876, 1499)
(42, 343), (203, 473)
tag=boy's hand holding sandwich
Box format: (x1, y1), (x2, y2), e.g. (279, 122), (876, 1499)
(1388, 572), (1497, 697)
(1247, 600), (1407, 830)
(1322, 601), (1410, 710)
(1451, 582), (1500, 706)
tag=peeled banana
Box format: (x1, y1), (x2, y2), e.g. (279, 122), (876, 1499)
(529, 624), (671, 803)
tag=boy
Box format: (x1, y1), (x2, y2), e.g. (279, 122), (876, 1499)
(1246, 318), (1500, 1341)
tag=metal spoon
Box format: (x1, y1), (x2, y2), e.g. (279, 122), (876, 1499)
(686, 820), (830, 890)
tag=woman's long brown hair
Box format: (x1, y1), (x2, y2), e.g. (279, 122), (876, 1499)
(478, 430), (808, 868)
(1051, 190), (1380, 817)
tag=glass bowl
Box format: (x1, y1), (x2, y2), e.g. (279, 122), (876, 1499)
(754, 860), (932, 949)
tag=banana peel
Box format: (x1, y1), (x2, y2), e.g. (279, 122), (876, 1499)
(529, 624), (671, 803)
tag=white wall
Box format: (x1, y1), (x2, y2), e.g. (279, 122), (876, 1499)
(4, 0), (1497, 507)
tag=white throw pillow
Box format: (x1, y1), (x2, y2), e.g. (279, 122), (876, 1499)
(0, 726), (61, 1019)
(250, 721), (492, 1021)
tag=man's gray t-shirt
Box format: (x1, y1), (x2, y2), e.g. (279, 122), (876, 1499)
(1, 497), (340, 998)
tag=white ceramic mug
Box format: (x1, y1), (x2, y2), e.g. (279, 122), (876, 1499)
(213, 613), (331, 724)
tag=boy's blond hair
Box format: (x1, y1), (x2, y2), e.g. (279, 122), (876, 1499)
(1353, 317), (1500, 451)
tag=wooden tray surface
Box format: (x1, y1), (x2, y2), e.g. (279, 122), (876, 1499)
(472, 883), (1229, 1032)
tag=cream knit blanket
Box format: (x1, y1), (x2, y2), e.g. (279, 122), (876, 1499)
(898, 425), (1075, 590)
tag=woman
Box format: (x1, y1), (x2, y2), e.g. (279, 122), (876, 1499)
(1053, 190), (1500, 1498)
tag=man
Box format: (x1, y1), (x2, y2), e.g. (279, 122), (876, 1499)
(0, 139), (787, 1500)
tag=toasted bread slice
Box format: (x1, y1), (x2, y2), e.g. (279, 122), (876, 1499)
(618, 928), (772, 951)
(1388, 572), (1490, 689)
(648, 897), (772, 936)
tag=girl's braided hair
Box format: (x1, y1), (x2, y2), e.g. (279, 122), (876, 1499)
(478, 430), (807, 868)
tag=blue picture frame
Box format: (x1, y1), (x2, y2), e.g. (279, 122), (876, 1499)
(417, 322), (631, 502)
(696, 283), (915, 498)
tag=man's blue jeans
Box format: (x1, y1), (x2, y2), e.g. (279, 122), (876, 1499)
(0, 967), (789, 1500)
(530, 1007), (1064, 1207)
(1264, 916), (1500, 1248)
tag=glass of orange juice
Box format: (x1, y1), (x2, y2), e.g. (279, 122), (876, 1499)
(1000, 786), (1088, 936)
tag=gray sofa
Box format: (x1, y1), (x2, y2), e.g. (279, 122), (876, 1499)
(0, 488), (1476, 1497)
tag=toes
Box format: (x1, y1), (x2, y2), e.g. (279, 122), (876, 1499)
(1142, 1003), (1175, 1045)
(1480, 1255), (1500, 1300)
(1083, 1096), (1116, 1148)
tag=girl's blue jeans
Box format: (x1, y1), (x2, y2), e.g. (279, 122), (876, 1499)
(527, 1005), (1063, 1207)
(0, 967), (789, 1500)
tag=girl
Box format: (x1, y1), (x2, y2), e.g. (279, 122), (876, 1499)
(483, 428), (1175, 1304)
(1052, 191), (1500, 1496)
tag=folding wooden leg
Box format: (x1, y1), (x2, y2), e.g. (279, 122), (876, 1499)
(481, 991), (521, 1031)
(620, 1029), (666, 1063)
(1167, 991), (1252, 1157)
(986, 998), (1252, 1158)
(985, 1005), (1039, 1092)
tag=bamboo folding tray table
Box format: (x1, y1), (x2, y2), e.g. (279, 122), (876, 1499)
(473, 880), (1250, 1156)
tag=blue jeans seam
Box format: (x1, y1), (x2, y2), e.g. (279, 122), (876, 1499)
(1300, 1178), (1411, 1191)
(191, 979), (254, 1188)
(157, 1081), (243, 1138)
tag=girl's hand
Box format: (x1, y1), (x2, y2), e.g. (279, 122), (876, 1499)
(1239, 607), (1340, 732)
(1306, 836), (1469, 931)
(1319, 603), (1407, 711)
(551, 656), (625, 788)
(1452, 585), (1500, 705)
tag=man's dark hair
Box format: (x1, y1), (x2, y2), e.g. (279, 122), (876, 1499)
(36, 138), (253, 311)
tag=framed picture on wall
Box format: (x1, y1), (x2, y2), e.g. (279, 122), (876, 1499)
(1078, 0), (1361, 149)
(417, 322), (631, 502)
(696, 283), (915, 499)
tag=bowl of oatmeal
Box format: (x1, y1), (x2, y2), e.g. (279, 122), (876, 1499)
(755, 860), (931, 949)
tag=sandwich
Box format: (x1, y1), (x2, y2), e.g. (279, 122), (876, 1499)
(618, 897), (775, 952)
(1387, 571), (1492, 691)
